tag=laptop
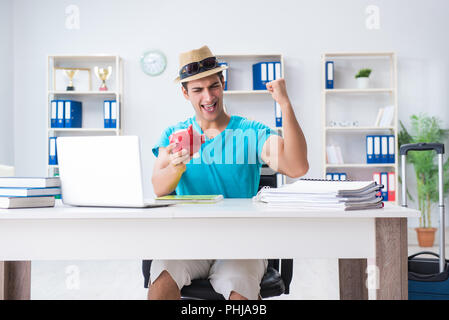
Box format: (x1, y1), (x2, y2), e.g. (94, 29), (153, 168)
(56, 136), (171, 208)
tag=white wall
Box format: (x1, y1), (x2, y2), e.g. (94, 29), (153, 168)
(0, 0), (14, 166)
(11, 0), (449, 225)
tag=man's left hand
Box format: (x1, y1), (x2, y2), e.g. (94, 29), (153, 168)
(266, 78), (290, 106)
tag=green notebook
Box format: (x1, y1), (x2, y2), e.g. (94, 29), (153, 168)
(155, 194), (223, 204)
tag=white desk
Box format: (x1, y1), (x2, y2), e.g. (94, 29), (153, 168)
(0, 199), (419, 300)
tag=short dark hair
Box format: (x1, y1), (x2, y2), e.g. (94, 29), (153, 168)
(182, 71), (224, 92)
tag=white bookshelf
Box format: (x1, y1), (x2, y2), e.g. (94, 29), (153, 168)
(326, 163), (396, 168)
(216, 53), (286, 186)
(321, 52), (398, 204)
(324, 88), (394, 94)
(223, 90), (271, 95)
(48, 128), (118, 132)
(49, 91), (120, 95)
(46, 54), (123, 177)
(325, 126), (395, 132)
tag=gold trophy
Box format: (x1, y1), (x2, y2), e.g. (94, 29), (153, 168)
(64, 69), (78, 91)
(94, 66), (112, 91)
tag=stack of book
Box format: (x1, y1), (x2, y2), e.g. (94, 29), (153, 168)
(253, 179), (383, 211)
(0, 177), (61, 209)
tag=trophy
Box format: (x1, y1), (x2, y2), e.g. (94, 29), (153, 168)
(94, 66), (112, 91)
(64, 69), (78, 91)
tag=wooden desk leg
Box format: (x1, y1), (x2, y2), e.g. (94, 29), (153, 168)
(338, 259), (368, 300)
(0, 261), (31, 300)
(375, 218), (408, 300)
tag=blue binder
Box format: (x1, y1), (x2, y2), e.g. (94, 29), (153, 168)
(274, 101), (282, 127)
(49, 137), (58, 165)
(267, 62), (275, 83)
(366, 136), (374, 163)
(373, 136), (381, 163)
(64, 100), (82, 128)
(381, 135), (388, 163)
(219, 62), (228, 90)
(325, 61), (334, 89)
(51, 100), (58, 128)
(57, 100), (65, 128)
(340, 173), (347, 180)
(104, 100), (111, 128)
(252, 62), (268, 90)
(380, 172), (388, 201)
(274, 62), (282, 80)
(388, 135), (395, 163)
(110, 100), (117, 128)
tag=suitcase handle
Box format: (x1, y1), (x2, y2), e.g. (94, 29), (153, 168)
(409, 251), (444, 260)
(400, 143), (444, 155)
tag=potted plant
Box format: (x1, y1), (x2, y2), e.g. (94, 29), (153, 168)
(398, 113), (449, 247)
(355, 68), (372, 89)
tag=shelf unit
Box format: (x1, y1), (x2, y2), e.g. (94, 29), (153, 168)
(47, 54), (123, 177)
(321, 52), (398, 203)
(216, 53), (286, 186)
(223, 90), (271, 95)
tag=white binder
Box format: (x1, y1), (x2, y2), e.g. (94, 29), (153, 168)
(267, 62), (274, 81)
(111, 101), (117, 128)
(275, 62), (281, 79)
(51, 100), (57, 127)
(374, 136), (381, 162)
(261, 63), (267, 81)
(366, 136), (374, 162)
(57, 100), (65, 128)
(388, 135), (395, 163)
(381, 136), (388, 162)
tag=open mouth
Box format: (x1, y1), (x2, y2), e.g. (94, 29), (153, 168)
(201, 102), (217, 113)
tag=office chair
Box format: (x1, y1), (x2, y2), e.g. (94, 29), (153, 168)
(142, 171), (293, 299)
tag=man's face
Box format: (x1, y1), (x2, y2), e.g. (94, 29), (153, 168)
(182, 73), (225, 122)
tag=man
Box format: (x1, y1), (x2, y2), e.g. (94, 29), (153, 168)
(148, 45), (308, 300)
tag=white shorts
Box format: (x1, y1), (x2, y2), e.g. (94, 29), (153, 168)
(150, 259), (268, 300)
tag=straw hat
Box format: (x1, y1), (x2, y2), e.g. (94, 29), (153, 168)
(174, 45), (228, 83)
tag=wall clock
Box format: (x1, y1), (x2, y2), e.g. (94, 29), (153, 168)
(140, 50), (167, 76)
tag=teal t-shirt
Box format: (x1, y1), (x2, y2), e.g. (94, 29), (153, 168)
(152, 115), (277, 198)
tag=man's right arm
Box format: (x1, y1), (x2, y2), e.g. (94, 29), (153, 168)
(151, 143), (190, 197)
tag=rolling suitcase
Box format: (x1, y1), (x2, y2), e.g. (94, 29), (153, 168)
(400, 143), (449, 299)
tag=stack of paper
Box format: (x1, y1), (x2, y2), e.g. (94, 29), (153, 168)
(253, 179), (383, 211)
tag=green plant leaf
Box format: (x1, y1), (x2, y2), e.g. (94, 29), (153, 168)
(398, 113), (449, 227)
(355, 68), (372, 78)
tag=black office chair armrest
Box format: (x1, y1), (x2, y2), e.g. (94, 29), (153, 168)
(142, 260), (152, 288)
(281, 259), (293, 294)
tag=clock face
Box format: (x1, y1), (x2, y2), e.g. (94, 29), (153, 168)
(140, 50), (167, 76)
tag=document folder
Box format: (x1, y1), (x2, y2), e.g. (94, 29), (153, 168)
(325, 61), (334, 89)
(104, 100), (110, 128)
(49, 137), (58, 165)
(64, 100), (82, 128)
